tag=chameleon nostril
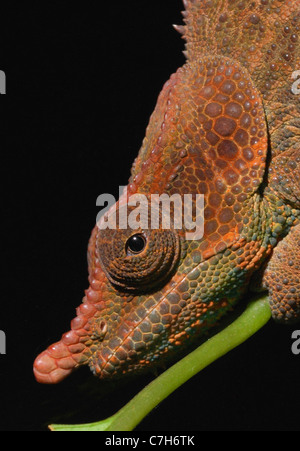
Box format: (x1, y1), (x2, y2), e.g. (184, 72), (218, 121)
(91, 319), (108, 341)
(99, 320), (107, 334)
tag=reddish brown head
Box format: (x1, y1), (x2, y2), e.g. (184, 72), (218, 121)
(34, 56), (270, 383)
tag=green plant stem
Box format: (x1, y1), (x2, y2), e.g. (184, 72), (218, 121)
(50, 296), (271, 431)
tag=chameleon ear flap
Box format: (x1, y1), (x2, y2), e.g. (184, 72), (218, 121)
(263, 224), (300, 324)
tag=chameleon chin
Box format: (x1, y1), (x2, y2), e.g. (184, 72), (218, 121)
(33, 0), (300, 384)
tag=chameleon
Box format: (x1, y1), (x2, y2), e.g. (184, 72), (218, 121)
(34, 0), (300, 384)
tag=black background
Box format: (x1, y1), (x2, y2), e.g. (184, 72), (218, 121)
(1, 1), (299, 431)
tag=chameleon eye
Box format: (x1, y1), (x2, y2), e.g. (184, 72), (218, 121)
(97, 204), (181, 292)
(126, 234), (146, 255)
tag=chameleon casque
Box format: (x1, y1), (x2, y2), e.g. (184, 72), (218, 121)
(34, 0), (300, 384)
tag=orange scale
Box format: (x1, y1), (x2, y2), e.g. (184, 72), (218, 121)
(208, 232), (221, 243)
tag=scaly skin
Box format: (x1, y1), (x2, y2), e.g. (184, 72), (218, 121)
(34, 0), (300, 384)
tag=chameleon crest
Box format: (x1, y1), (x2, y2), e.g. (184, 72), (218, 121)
(34, 0), (299, 383)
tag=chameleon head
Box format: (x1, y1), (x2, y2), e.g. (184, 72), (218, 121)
(34, 56), (271, 383)
(33, 195), (238, 383)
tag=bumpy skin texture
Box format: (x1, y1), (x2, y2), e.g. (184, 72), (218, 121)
(264, 223), (300, 323)
(34, 0), (300, 384)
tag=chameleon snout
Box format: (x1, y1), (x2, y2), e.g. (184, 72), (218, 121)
(33, 340), (78, 384)
(33, 321), (109, 384)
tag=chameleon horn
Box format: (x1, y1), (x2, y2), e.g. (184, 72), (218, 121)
(33, 283), (109, 383)
(33, 337), (79, 384)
